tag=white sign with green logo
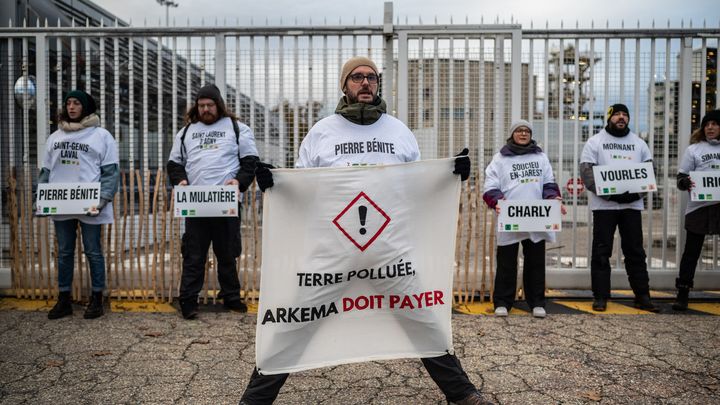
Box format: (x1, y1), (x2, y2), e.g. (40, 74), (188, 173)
(173, 185), (239, 217)
(497, 200), (562, 233)
(689, 170), (720, 201)
(36, 183), (101, 215)
(592, 162), (657, 196)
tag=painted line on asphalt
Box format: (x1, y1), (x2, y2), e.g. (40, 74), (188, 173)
(554, 300), (654, 315)
(686, 303), (720, 315)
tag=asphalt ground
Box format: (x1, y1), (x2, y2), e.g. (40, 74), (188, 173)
(1, 292), (719, 405)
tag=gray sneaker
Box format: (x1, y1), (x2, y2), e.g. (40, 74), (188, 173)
(494, 306), (508, 317)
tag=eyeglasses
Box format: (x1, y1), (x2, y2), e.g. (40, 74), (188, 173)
(513, 128), (531, 134)
(348, 73), (379, 84)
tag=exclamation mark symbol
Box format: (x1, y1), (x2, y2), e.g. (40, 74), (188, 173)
(358, 205), (367, 235)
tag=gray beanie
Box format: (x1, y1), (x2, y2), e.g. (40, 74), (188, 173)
(508, 119), (533, 139)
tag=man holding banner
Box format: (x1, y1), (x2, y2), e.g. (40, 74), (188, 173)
(483, 119), (564, 319)
(580, 103), (658, 312)
(242, 57), (489, 405)
(674, 109), (720, 310)
(166, 84), (259, 319)
(39, 89), (119, 320)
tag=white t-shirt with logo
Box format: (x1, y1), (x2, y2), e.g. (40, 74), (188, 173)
(484, 151), (558, 246)
(580, 129), (653, 211)
(678, 140), (720, 214)
(168, 117), (259, 186)
(43, 126), (119, 224)
(296, 114), (421, 168)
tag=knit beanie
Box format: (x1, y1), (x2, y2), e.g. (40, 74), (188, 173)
(64, 90), (96, 116)
(701, 109), (720, 128)
(606, 103), (629, 123)
(196, 84), (226, 111)
(508, 119), (533, 140)
(339, 56), (379, 92)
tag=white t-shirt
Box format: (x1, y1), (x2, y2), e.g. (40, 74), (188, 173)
(580, 129), (653, 211)
(678, 140), (720, 214)
(484, 150), (558, 246)
(43, 126), (119, 224)
(168, 117), (259, 185)
(296, 114), (421, 168)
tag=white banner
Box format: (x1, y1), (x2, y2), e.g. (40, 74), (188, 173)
(36, 183), (100, 215)
(593, 162), (657, 195)
(256, 158), (460, 375)
(689, 171), (720, 202)
(173, 185), (239, 217)
(497, 200), (562, 232)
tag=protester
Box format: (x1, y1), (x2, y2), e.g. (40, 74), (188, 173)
(243, 56), (489, 405)
(483, 120), (564, 318)
(39, 89), (119, 320)
(166, 84), (259, 319)
(673, 109), (720, 310)
(579, 103), (658, 312)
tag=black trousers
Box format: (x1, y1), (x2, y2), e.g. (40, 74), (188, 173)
(677, 230), (707, 288)
(180, 216), (242, 302)
(240, 353), (477, 404)
(493, 239), (546, 309)
(591, 209), (649, 299)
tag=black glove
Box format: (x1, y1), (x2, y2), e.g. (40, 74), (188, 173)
(453, 148), (471, 181)
(87, 198), (109, 217)
(608, 191), (642, 204)
(677, 174), (692, 191)
(255, 162), (275, 192)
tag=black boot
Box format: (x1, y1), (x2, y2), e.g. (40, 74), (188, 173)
(84, 291), (105, 319)
(223, 297), (248, 313)
(592, 297), (607, 312)
(48, 291), (73, 320)
(673, 279), (691, 311)
(634, 294), (659, 312)
(180, 299), (198, 320)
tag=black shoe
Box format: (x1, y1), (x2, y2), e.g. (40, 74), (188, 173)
(592, 298), (607, 312)
(448, 391), (495, 405)
(180, 299), (199, 320)
(634, 294), (659, 312)
(84, 291), (105, 319)
(672, 287), (690, 311)
(224, 298), (248, 313)
(48, 291), (73, 320)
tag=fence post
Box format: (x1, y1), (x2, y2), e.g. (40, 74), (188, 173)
(35, 33), (47, 168)
(676, 36), (693, 266)
(397, 30), (408, 125)
(383, 1), (394, 115)
(215, 34), (226, 98)
(510, 28), (521, 122)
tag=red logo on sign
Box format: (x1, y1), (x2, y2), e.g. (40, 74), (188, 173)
(333, 191), (391, 251)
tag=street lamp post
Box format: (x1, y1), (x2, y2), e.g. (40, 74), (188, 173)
(156, 0), (179, 27)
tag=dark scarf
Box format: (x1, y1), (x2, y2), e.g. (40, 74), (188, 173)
(501, 139), (542, 156)
(605, 123), (630, 137)
(335, 96), (387, 125)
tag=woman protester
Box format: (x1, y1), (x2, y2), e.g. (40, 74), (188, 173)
(39, 90), (119, 319)
(674, 109), (720, 310)
(483, 120), (565, 318)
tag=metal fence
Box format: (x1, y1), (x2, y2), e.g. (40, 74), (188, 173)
(2, 5), (720, 300)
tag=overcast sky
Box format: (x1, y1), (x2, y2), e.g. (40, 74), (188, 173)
(93, 0), (718, 29)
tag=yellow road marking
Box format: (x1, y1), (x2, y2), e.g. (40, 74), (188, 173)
(454, 302), (527, 315)
(0, 298), (54, 311)
(555, 300), (654, 314)
(687, 303), (720, 315)
(111, 301), (177, 313)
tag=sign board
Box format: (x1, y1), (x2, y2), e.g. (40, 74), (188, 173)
(566, 177), (584, 196)
(36, 183), (100, 215)
(497, 199), (562, 233)
(592, 162), (657, 196)
(173, 185), (239, 217)
(689, 170), (720, 201)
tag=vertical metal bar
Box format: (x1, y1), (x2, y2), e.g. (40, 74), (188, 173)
(56, 36), (62, 121)
(463, 36), (470, 150)
(200, 36), (206, 87)
(662, 38), (671, 266)
(647, 38), (656, 265)
(587, 37), (595, 266)
(510, 28), (522, 122)
(397, 31), (409, 124)
(620, 38), (625, 100)
(383, 2), (394, 114)
(448, 37), (454, 156)
(157, 35), (163, 166)
(572, 37), (580, 265)
(293, 36), (299, 165)
(279, 36), (285, 166)
(677, 37), (693, 267)
(322, 35), (328, 120)
(543, 38), (549, 156)
(172, 36), (178, 137)
(558, 40), (564, 190)
(8, 36), (15, 168)
(264, 35), (270, 157)
(308, 37), (314, 131)
(250, 36), (257, 131)
(603, 38), (609, 124)
(494, 35), (504, 152)
(433, 36), (439, 153)
(71, 35), (77, 90)
(215, 34), (226, 98)
(186, 36), (191, 111)
(113, 36), (119, 152)
(417, 36), (424, 133)
(99, 33), (105, 127)
(142, 37), (148, 171)
(129, 38), (135, 172)
(528, 38), (534, 123)
(700, 39), (707, 120)
(85, 33), (90, 93)
(479, 35), (485, 176)
(235, 36), (241, 118)
(35, 34), (48, 168)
